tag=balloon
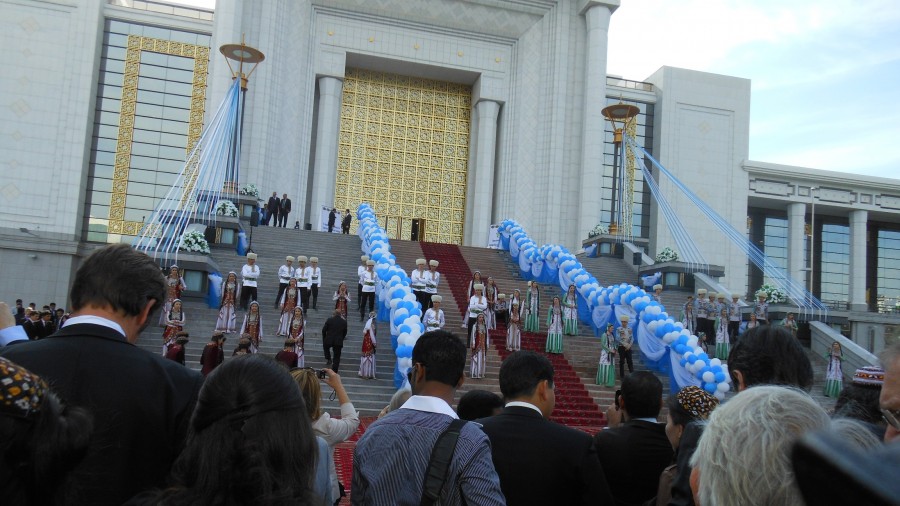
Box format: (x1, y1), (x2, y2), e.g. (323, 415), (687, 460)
(714, 391), (726, 400)
(710, 358), (722, 367)
(704, 382), (718, 394)
(398, 324), (412, 335)
(702, 372), (715, 383)
(714, 372), (727, 383)
(717, 382), (730, 392)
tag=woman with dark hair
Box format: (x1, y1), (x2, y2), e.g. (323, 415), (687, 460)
(647, 386), (719, 506)
(129, 355), (319, 505)
(215, 272), (238, 333)
(162, 299), (185, 355)
(240, 301), (263, 353)
(728, 324), (814, 392)
(159, 265), (186, 327)
(0, 356), (94, 505)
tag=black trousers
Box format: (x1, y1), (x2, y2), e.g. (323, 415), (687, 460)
(467, 316), (477, 342)
(324, 344), (343, 372)
(357, 283), (363, 309)
(299, 287), (310, 310)
(275, 283), (288, 308)
(360, 292), (375, 320)
(618, 346), (633, 378)
(270, 210), (280, 226)
(278, 212), (289, 227)
(239, 286), (257, 310)
(310, 284), (319, 309)
(728, 321), (741, 341)
(413, 290), (428, 310)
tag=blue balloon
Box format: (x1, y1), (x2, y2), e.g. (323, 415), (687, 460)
(704, 382), (717, 394)
(655, 326), (666, 338)
(688, 355), (698, 364)
(393, 314), (406, 326)
(700, 366), (712, 375)
(398, 324), (412, 335)
(680, 358), (688, 367)
(676, 335), (689, 346)
(675, 344), (686, 354)
(711, 365), (723, 373)
(714, 372), (727, 383)
(396, 345), (413, 358)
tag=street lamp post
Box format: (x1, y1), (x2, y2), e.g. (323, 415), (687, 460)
(601, 102), (639, 235)
(219, 37), (265, 194)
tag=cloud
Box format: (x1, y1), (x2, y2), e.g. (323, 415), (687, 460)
(607, 0), (900, 178)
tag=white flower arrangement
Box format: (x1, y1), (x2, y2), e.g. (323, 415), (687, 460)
(756, 283), (787, 304)
(215, 199), (239, 217)
(655, 247), (679, 263)
(239, 183), (259, 198)
(179, 230), (210, 254)
(588, 224), (609, 238)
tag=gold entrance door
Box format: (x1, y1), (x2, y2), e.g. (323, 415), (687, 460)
(333, 68), (471, 244)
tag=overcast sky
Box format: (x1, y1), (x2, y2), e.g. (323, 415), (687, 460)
(175, 0), (899, 178)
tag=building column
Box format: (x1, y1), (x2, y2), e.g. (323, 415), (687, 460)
(787, 202), (806, 288)
(577, 1), (618, 242)
(470, 99), (501, 247)
(310, 76), (343, 224)
(849, 209), (868, 311)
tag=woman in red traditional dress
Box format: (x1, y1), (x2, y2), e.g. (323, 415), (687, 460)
(162, 299), (185, 355)
(277, 279), (299, 336)
(240, 301), (263, 353)
(287, 306), (306, 367)
(159, 265), (186, 327)
(358, 312), (377, 379)
(333, 281), (351, 320)
(215, 271), (238, 333)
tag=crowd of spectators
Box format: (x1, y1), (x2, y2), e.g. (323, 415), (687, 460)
(2, 243), (899, 506)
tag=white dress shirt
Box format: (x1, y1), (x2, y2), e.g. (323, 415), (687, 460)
(310, 266), (322, 287)
(468, 296), (488, 318)
(423, 308), (445, 329)
(278, 264), (294, 283)
(241, 263), (260, 287)
(401, 395), (458, 419)
(425, 270), (440, 294)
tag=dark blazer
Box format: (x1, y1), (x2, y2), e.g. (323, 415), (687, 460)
(281, 198), (292, 214)
(322, 314), (348, 346)
(592, 419), (674, 506)
(0, 323), (203, 506)
(21, 318), (39, 339)
(341, 213), (352, 228)
(328, 210), (337, 226)
(478, 405), (615, 505)
(267, 195), (280, 212)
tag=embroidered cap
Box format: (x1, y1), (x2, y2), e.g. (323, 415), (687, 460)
(675, 385), (719, 419)
(852, 366), (885, 387)
(0, 357), (48, 420)
(429, 260), (439, 267)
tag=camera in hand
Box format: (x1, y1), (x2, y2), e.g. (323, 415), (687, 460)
(316, 369), (327, 380)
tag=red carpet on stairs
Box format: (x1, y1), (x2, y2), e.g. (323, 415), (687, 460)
(338, 245), (606, 502)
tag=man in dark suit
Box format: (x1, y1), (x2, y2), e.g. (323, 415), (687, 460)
(478, 351), (614, 505)
(593, 371), (673, 506)
(265, 191), (280, 226)
(328, 207), (337, 233)
(278, 193), (291, 228)
(322, 309), (348, 372)
(341, 208), (352, 234)
(0, 243), (204, 506)
(21, 309), (40, 339)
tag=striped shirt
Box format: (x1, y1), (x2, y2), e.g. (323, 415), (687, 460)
(352, 397), (505, 506)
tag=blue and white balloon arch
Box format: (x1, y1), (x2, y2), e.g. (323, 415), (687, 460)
(499, 219), (730, 398)
(356, 204), (425, 388)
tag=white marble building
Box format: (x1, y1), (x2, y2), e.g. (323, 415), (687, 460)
(1, 0), (898, 348)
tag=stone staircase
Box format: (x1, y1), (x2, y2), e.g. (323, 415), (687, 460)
(136, 226), (399, 416)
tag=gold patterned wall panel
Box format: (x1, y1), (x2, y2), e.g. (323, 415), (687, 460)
(334, 68), (471, 244)
(108, 35), (208, 236)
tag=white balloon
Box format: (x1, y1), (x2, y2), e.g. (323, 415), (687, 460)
(403, 293), (417, 302)
(714, 391), (726, 401)
(710, 358), (722, 367)
(694, 360), (707, 370)
(687, 336), (699, 348)
(717, 382), (730, 392)
(702, 372), (715, 383)
(389, 299), (400, 309)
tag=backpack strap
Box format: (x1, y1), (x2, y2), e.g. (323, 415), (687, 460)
(420, 418), (467, 506)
